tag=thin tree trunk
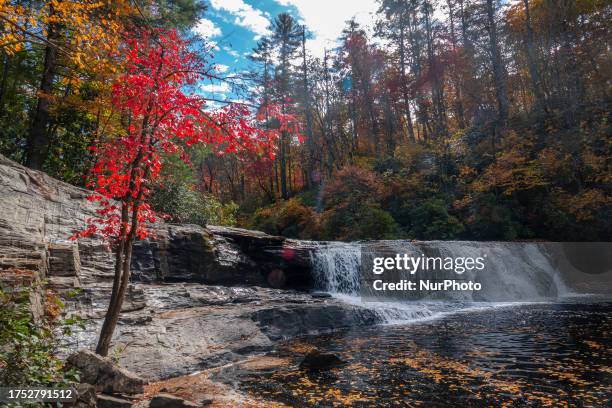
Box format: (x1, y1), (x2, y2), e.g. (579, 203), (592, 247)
(279, 131), (288, 199)
(0, 53), (9, 118)
(523, 0), (545, 111)
(26, 18), (59, 170)
(447, 0), (466, 128)
(424, 1), (447, 139)
(399, 10), (416, 142)
(95, 202), (129, 356)
(287, 142), (293, 194)
(96, 95), (153, 355)
(486, 0), (509, 122)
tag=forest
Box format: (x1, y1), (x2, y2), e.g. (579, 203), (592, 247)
(0, 0), (610, 242)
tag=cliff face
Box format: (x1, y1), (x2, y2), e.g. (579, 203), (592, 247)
(0, 154), (314, 298)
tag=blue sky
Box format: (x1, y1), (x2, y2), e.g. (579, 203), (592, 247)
(192, 0), (380, 103)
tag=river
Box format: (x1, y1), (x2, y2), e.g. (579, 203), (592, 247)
(236, 299), (611, 407)
(229, 242), (611, 407)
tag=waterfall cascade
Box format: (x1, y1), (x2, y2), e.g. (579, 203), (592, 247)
(310, 241), (574, 324)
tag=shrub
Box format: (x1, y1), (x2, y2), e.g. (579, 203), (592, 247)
(320, 203), (399, 241)
(406, 199), (464, 240)
(316, 166), (399, 240)
(456, 194), (523, 240)
(250, 198), (319, 239)
(150, 183), (238, 227)
(0, 284), (80, 402)
(322, 166), (389, 210)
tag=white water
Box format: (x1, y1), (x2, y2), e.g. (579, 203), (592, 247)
(311, 241), (571, 324)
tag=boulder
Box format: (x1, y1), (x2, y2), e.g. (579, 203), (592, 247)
(67, 349), (145, 395)
(96, 394), (133, 408)
(149, 393), (199, 408)
(70, 383), (97, 408)
(299, 349), (344, 370)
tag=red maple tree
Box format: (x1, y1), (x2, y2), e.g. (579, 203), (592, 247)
(75, 28), (297, 355)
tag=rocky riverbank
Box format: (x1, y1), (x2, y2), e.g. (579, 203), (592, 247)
(70, 283), (380, 380)
(0, 153), (382, 405)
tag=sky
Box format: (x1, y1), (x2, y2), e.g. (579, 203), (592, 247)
(192, 0), (380, 103)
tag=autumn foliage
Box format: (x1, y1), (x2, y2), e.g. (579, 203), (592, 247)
(77, 29), (284, 242)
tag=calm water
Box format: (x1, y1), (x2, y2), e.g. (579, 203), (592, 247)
(237, 301), (611, 407)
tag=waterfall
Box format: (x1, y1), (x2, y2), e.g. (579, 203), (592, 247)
(311, 242), (361, 295)
(311, 241), (573, 324)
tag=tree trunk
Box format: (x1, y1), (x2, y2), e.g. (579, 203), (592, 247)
(424, 2), (448, 139)
(26, 21), (59, 169)
(279, 131), (288, 199)
(96, 97), (152, 354)
(95, 202), (129, 356)
(399, 17), (416, 142)
(486, 0), (509, 122)
(0, 53), (10, 118)
(447, 0), (466, 129)
(523, 0), (545, 111)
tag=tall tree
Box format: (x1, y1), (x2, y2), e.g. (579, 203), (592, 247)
(270, 13), (301, 199)
(249, 37), (276, 199)
(300, 26), (316, 187)
(446, 0), (466, 128)
(15, 1), (135, 169)
(378, 0), (417, 142)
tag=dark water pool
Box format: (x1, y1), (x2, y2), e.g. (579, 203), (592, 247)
(236, 301), (611, 407)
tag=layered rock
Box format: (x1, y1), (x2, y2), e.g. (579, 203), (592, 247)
(0, 153), (317, 293)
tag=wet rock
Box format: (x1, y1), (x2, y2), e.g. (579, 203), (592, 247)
(67, 349), (145, 395)
(267, 269), (286, 288)
(149, 393), (199, 408)
(96, 394), (133, 408)
(299, 349), (344, 370)
(310, 291), (332, 298)
(251, 304), (382, 340)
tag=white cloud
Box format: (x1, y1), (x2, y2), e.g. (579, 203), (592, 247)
(216, 64), (230, 73)
(209, 0), (271, 37)
(222, 46), (241, 58)
(208, 40), (220, 51)
(200, 82), (231, 93)
(193, 18), (222, 38)
(274, 0), (379, 58)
